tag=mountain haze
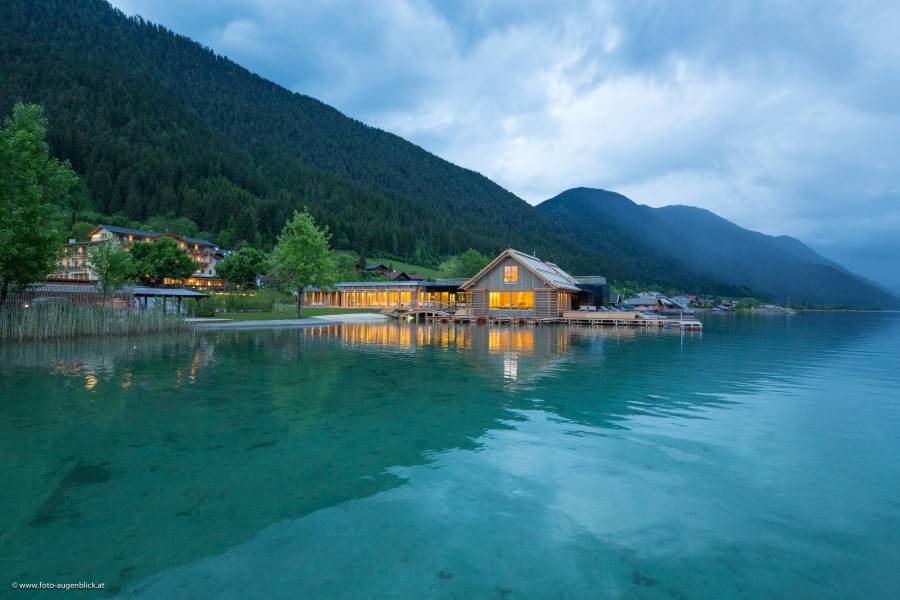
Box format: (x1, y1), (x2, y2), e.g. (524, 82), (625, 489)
(1, 1), (896, 307)
(538, 188), (899, 308)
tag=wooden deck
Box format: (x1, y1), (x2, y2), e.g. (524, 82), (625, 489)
(386, 307), (702, 330)
(559, 310), (703, 330)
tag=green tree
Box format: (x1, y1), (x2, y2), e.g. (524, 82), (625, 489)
(0, 103), (77, 307)
(334, 252), (360, 281)
(87, 240), (133, 297)
(271, 210), (335, 317)
(456, 249), (490, 278)
(216, 247), (267, 289)
(129, 237), (197, 285)
(438, 248), (490, 279)
(70, 220), (96, 241)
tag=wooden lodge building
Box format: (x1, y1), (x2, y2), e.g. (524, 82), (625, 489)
(303, 248), (608, 319)
(460, 249), (606, 319)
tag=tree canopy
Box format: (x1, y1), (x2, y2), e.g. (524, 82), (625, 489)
(87, 239), (133, 297)
(216, 247), (268, 289)
(439, 249), (491, 279)
(129, 237), (197, 285)
(271, 210), (335, 316)
(0, 103), (77, 306)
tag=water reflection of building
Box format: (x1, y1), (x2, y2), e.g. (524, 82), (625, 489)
(313, 321), (575, 385)
(297, 321), (580, 357)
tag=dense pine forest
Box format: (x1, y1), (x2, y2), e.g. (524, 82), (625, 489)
(2, 0), (897, 307)
(0, 0), (593, 269)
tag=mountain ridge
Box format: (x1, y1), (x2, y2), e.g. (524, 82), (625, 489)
(538, 188), (900, 308)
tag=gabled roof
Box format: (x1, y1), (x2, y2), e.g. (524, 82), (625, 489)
(386, 271), (426, 281)
(460, 248), (582, 291)
(92, 225), (218, 248)
(363, 262), (390, 271)
(95, 224), (157, 237)
(178, 235), (216, 247)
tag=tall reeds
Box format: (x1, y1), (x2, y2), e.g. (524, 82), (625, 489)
(0, 305), (188, 341)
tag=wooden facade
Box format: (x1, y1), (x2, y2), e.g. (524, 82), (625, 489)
(460, 249), (588, 319)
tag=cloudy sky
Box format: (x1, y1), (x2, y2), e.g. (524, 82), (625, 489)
(110, 0), (900, 292)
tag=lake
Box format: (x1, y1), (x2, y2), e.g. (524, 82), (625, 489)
(2, 313), (899, 599)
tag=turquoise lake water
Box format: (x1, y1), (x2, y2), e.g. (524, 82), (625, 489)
(2, 313), (899, 599)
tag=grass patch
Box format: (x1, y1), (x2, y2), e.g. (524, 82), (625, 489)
(335, 249), (440, 279)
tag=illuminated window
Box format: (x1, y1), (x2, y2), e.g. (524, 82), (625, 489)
(489, 291), (533, 309)
(503, 265), (519, 283)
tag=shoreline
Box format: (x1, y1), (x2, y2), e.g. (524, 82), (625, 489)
(189, 313), (390, 330)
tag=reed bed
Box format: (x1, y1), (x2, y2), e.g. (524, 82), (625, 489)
(0, 305), (189, 341)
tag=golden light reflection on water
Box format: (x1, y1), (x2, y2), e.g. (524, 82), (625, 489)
(37, 321), (678, 395)
(321, 322), (550, 357)
(488, 328), (534, 354)
(188, 351), (203, 385)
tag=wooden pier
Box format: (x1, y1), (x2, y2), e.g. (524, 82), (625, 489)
(559, 310), (703, 330)
(386, 307), (702, 330)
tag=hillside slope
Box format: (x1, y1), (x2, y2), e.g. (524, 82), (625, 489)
(538, 188), (900, 308)
(0, 0), (592, 269)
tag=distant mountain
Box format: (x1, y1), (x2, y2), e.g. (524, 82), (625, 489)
(538, 188), (900, 308)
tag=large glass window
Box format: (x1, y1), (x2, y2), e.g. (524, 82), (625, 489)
(489, 291), (534, 309)
(503, 265), (519, 283)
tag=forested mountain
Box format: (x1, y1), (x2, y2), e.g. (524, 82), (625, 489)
(538, 188), (900, 308)
(0, 0), (591, 268)
(2, 1), (895, 307)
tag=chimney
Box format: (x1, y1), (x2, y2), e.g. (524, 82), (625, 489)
(68, 238), (76, 244)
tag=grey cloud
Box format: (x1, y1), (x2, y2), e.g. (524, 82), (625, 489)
(108, 0), (900, 289)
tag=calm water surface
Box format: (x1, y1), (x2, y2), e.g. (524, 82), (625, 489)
(2, 313), (899, 598)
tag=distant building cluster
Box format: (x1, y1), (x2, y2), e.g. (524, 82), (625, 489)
(51, 224), (226, 289)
